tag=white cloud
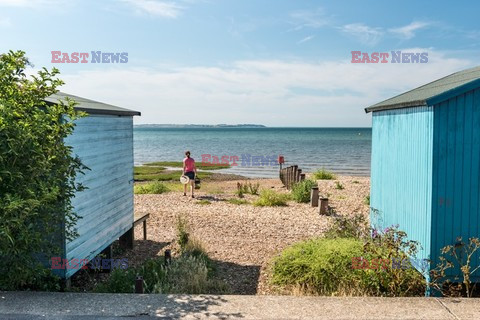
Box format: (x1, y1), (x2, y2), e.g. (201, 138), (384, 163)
(340, 23), (384, 46)
(55, 49), (473, 126)
(389, 21), (430, 40)
(297, 35), (315, 44)
(120, 0), (183, 18)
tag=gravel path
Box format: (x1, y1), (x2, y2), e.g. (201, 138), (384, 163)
(129, 176), (370, 295)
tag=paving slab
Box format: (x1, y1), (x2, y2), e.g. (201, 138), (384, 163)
(1, 292), (479, 319)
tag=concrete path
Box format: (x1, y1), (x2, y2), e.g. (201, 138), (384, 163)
(1, 292), (480, 319)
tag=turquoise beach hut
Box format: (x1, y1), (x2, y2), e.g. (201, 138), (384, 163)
(45, 92), (140, 279)
(366, 66), (480, 282)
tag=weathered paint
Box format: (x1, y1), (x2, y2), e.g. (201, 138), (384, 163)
(61, 114), (134, 278)
(370, 106), (434, 270)
(431, 88), (480, 280)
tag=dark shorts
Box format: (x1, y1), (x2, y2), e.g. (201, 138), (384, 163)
(185, 171), (195, 180)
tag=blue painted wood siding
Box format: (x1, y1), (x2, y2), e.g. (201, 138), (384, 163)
(370, 106), (434, 267)
(63, 115), (134, 278)
(431, 88), (480, 279)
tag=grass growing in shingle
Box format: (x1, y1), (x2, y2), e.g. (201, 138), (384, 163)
(134, 182), (169, 194)
(197, 200), (211, 205)
(313, 168), (336, 180)
(254, 190), (290, 207)
(227, 198), (249, 205)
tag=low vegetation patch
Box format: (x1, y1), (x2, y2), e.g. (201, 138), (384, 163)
(134, 182), (169, 194)
(134, 167), (212, 182)
(364, 195), (370, 206)
(271, 214), (426, 296)
(335, 181), (344, 190)
(197, 200), (211, 205)
(95, 215), (228, 294)
(228, 198), (249, 205)
(313, 168), (336, 180)
(254, 190), (290, 207)
(236, 181), (260, 197)
(144, 161), (230, 170)
(291, 179), (317, 203)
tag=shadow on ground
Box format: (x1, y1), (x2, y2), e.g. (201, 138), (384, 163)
(214, 260), (261, 295)
(153, 294), (244, 319)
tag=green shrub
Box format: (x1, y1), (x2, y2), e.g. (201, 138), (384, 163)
(291, 179), (317, 203)
(228, 198), (249, 205)
(313, 168), (336, 180)
(254, 190), (290, 207)
(364, 195), (370, 205)
(335, 181), (344, 190)
(134, 182), (169, 194)
(272, 232), (426, 296)
(272, 238), (364, 295)
(0, 51), (86, 290)
(324, 213), (369, 239)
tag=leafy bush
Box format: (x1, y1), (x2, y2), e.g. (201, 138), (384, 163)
(335, 181), (344, 190)
(0, 51), (86, 290)
(134, 182), (169, 194)
(291, 179), (317, 203)
(324, 213), (369, 239)
(313, 168), (336, 180)
(254, 190), (290, 207)
(272, 229), (426, 296)
(228, 198), (249, 205)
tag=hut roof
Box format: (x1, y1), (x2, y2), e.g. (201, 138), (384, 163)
(45, 92), (141, 116)
(365, 66), (480, 113)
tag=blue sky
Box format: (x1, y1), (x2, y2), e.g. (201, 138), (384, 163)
(1, 0), (479, 126)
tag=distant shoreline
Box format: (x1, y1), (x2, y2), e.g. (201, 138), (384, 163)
(135, 124), (266, 128)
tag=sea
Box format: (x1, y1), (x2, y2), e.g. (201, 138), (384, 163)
(134, 127), (372, 178)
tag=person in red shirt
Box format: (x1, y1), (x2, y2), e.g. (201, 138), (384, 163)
(183, 151), (197, 198)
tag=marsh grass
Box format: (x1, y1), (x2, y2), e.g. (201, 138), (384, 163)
(134, 168), (212, 182)
(134, 182), (169, 194)
(144, 161), (230, 170)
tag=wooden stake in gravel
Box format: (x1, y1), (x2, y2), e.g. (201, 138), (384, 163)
(319, 197), (329, 215)
(311, 187), (319, 207)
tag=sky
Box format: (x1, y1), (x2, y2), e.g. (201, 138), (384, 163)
(1, 0), (479, 127)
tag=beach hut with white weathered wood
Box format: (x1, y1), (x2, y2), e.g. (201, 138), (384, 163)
(366, 66), (480, 283)
(45, 92), (140, 279)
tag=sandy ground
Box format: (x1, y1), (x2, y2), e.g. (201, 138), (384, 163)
(125, 175), (370, 295)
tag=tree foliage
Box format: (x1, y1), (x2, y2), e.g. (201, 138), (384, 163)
(0, 50), (86, 290)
